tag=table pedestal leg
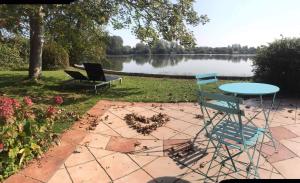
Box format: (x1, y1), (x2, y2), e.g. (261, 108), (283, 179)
(260, 94), (278, 151)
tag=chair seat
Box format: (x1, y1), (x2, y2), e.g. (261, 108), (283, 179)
(211, 120), (265, 149)
(105, 75), (121, 81)
(211, 100), (237, 108)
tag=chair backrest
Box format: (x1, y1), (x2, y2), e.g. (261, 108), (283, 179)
(83, 63), (106, 82)
(64, 70), (88, 80)
(195, 73), (218, 91)
(198, 91), (244, 116)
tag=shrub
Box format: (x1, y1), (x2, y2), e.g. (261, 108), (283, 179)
(253, 38), (300, 93)
(0, 96), (64, 180)
(42, 41), (69, 70)
(0, 42), (25, 70)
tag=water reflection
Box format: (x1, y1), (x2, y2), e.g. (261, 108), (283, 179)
(104, 54), (254, 77)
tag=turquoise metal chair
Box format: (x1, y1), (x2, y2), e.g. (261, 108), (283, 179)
(195, 73), (218, 91)
(198, 91), (265, 181)
(195, 73), (235, 108)
(193, 73), (236, 147)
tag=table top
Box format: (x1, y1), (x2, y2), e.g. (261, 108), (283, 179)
(219, 82), (280, 95)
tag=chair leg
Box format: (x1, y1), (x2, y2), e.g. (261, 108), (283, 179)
(244, 147), (260, 179)
(205, 141), (221, 182)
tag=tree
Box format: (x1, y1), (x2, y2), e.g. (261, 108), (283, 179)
(0, 1), (208, 79)
(134, 43), (150, 55)
(106, 36), (124, 55)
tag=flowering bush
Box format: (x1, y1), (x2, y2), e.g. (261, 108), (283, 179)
(0, 96), (63, 180)
(54, 96), (63, 105)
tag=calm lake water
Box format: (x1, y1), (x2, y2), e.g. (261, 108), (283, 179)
(104, 54), (254, 77)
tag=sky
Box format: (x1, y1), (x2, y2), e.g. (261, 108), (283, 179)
(107, 0), (300, 47)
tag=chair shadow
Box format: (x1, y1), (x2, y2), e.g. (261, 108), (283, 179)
(148, 176), (190, 183)
(166, 140), (209, 169)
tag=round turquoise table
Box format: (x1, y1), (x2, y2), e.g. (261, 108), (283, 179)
(218, 82), (279, 96)
(219, 82), (280, 150)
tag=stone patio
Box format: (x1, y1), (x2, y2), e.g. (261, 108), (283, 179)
(5, 98), (300, 183)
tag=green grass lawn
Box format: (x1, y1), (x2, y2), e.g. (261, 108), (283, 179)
(0, 70), (236, 133)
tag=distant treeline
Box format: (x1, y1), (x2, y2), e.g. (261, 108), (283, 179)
(106, 36), (257, 55)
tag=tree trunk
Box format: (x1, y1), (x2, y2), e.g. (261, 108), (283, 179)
(28, 6), (44, 79)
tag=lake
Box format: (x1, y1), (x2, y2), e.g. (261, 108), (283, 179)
(104, 54), (254, 77)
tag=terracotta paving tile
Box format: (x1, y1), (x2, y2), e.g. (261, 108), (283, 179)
(48, 167), (72, 183)
(258, 161), (282, 179)
(92, 122), (111, 133)
(179, 171), (205, 183)
(283, 124), (300, 136)
(64, 146), (95, 167)
(276, 108), (296, 118)
(170, 132), (193, 140)
(4, 174), (42, 183)
(109, 108), (131, 119)
(177, 113), (203, 125)
(261, 142), (297, 163)
(106, 136), (138, 153)
(98, 111), (118, 121)
(114, 126), (140, 138)
(182, 125), (205, 138)
(67, 160), (111, 183)
(71, 118), (91, 131)
(114, 169), (153, 183)
(297, 109), (300, 122)
(272, 157), (300, 178)
(102, 117), (127, 129)
(88, 147), (115, 159)
(173, 106), (200, 115)
(280, 137), (300, 157)
(143, 157), (190, 179)
(46, 140), (75, 160)
(163, 139), (191, 156)
(95, 128), (121, 136)
(165, 119), (194, 132)
(150, 127), (179, 140)
(135, 110), (160, 118)
(158, 108), (187, 119)
(20, 155), (63, 182)
(124, 106), (149, 113)
(271, 114), (296, 125)
(270, 126), (298, 141)
(128, 154), (159, 167)
(134, 139), (164, 156)
(80, 133), (111, 149)
(60, 129), (87, 145)
(98, 153), (140, 180)
(132, 133), (157, 140)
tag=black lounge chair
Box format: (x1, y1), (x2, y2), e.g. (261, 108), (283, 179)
(64, 70), (88, 82)
(83, 63), (122, 92)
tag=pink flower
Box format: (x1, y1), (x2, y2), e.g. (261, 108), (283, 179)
(54, 96), (63, 105)
(0, 143), (3, 152)
(11, 98), (21, 109)
(0, 97), (14, 119)
(23, 96), (33, 106)
(46, 106), (57, 117)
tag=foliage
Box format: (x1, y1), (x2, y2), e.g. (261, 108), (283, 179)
(133, 43), (151, 55)
(253, 37), (300, 93)
(0, 95), (64, 180)
(106, 36), (124, 55)
(106, 37), (256, 55)
(42, 41), (69, 70)
(0, 42), (26, 70)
